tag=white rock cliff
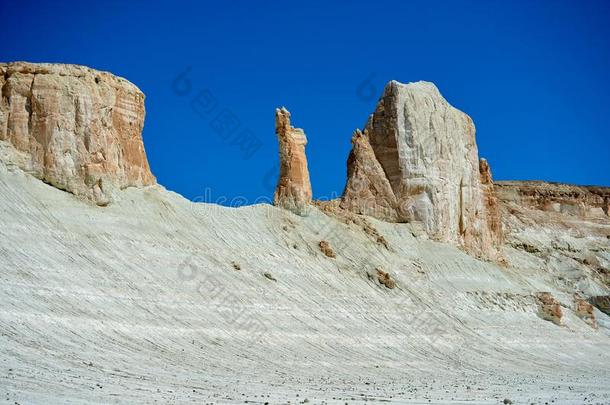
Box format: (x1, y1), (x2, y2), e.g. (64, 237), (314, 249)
(342, 80), (501, 259)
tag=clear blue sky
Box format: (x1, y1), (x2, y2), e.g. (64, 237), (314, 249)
(2, 0), (609, 203)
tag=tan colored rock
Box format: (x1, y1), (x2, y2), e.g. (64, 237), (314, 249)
(537, 292), (563, 326)
(479, 158), (504, 249)
(340, 129), (401, 222)
(342, 80), (501, 259)
(574, 295), (597, 329)
(273, 107), (312, 216)
(0, 62), (155, 205)
(496, 181), (610, 220)
(376, 268), (396, 289)
(319, 240), (336, 258)
(497, 180), (610, 283)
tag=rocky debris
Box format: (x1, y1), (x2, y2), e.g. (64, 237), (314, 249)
(273, 107), (312, 216)
(316, 200), (390, 250)
(376, 268), (396, 289)
(573, 295), (597, 329)
(536, 292), (563, 326)
(318, 240), (336, 258)
(342, 80), (500, 260)
(340, 129), (401, 221)
(590, 296), (610, 316)
(0, 62), (155, 205)
(231, 261), (241, 271)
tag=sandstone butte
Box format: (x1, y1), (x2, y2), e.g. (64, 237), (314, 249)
(0, 62), (155, 206)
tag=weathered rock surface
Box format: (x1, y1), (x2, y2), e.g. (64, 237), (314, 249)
(574, 295), (598, 329)
(318, 240), (336, 258)
(537, 292), (563, 325)
(0, 62), (155, 205)
(497, 181), (610, 291)
(479, 158), (504, 249)
(375, 268), (396, 289)
(273, 107), (312, 216)
(496, 181), (610, 220)
(342, 80), (501, 259)
(340, 129), (401, 221)
(590, 296), (610, 316)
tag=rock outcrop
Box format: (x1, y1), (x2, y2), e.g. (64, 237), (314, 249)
(590, 296), (610, 316)
(0, 62), (155, 205)
(574, 295), (597, 329)
(273, 107), (312, 216)
(341, 80), (501, 259)
(497, 180), (610, 289)
(340, 129), (400, 221)
(479, 158), (504, 248)
(537, 292), (563, 326)
(496, 181), (610, 220)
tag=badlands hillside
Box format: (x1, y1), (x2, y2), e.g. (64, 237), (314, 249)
(1, 62), (609, 404)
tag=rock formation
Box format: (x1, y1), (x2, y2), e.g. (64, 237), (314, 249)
(340, 129), (401, 221)
(341, 80), (501, 259)
(537, 292), (563, 326)
(590, 296), (610, 316)
(0, 62), (155, 205)
(574, 295), (597, 329)
(376, 268), (396, 289)
(479, 158), (504, 248)
(273, 107), (312, 216)
(497, 181), (610, 289)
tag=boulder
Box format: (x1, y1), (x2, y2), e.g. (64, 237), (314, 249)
(537, 292), (563, 326)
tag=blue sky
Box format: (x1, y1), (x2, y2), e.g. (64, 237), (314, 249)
(2, 0), (610, 203)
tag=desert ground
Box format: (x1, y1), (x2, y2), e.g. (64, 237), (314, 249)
(1, 160), (609, 404)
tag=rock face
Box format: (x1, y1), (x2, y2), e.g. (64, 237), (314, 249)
(497, 181), (610, 290)
(342, 81), (501, 259)
(590, 296), (610, 316)
(273, 107), (312, 216)
(340, 129), (400, 221)
(0, 62), (155, 205)
(479, 158), (504, 248)
(574, 295), (597, 329)
(537, 292), (563, 326)
(496, 181), (610, 220)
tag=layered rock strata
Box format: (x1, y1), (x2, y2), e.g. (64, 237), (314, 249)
(499, 181), (610, 305)
(0, 62), (155, 205)
(273, 107), (312, 216)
